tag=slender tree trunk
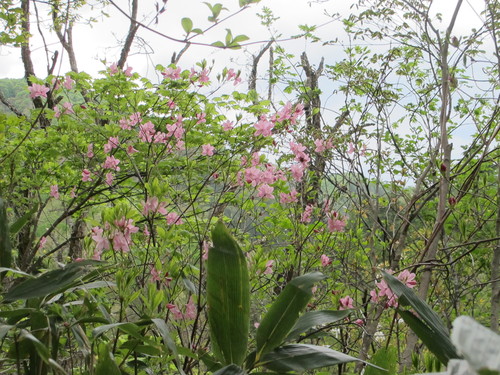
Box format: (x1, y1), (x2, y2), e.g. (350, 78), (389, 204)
(491, 160), (500, 332)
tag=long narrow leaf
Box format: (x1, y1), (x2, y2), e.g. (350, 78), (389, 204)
(152, 318), (186, 375)
(286, 309), (352, 341)
(3, 260), (101, 301)
(399, 310), (458, 365)
(212, 364), (246, 375)
(0, 198), (12, 270)
(258, 344), (379, 373)
(207, 221), (250, 366)
(255, 272), (325, 360)
(383, 272), (460, 364)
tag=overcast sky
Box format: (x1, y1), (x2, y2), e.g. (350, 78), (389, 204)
(0, 0), (487, 80)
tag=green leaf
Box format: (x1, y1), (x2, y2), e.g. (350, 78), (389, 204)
(256, 272), (325, 360)
(207, 221), (250, 366)
(212, 41), (225, 48)
(0, 323), (13, 340)
(3, 260), (101, 302)
(192, 28), (204, 34)
(258, 344), (376, 372)
(9, 203), (38, 235)
(151, 318), (186, 375)
(399, 310), (459, 366)
(213, 364), (246, 375)
(225, 29), (233, 45)
(0, 198), (12, 270)
(382, 272), (459, 364)
(92, 322), (146, 342)
(181, 17), (193, 33)
(95, 344), (121, 375)
(286, 309), (352, 341)
(232, 35), (249, 44)
(20, 330), (68, 374)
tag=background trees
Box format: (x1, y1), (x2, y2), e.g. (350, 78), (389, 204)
(0, 0), (499, 374)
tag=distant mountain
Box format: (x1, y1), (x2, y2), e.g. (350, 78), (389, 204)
(0, 78), (32, 114)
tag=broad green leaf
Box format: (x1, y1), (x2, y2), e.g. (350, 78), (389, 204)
(198, 349), (223, 372)
(207, 221), (250, 366)
(20, 330), (68, 374)
(3, 260), (101, 301)
(95, 344), (121, 375)
(286, 309), (352, 341)
(382, 272), (459, 364)
(364, 347), (397, 375)
(0, 198), (12, 270)
(212, 41), (225, 48)
(383, 271), (450, 338)
(258, 344), (376, 372)
(92, 322), (148, 343)
(232, 35), (249, 44)
(9, 203), (38, 235)
(212, 364), (246, 375)
(181, 17), (193, 33)
(0, 267), (32, 278)
(255, 272), (325, 360)
(398, 310), (458, 366)
(0, 323), (13, 340)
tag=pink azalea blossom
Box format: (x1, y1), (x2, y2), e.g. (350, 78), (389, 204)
(166, 212), (182, 225)
(50, 185), (60, 199)
(290, 163), (305, 182)
(63, 75), (74, 90)
(124, 66), (133, 77)
(87, 144), (94, 158)
(301, 205), (314, 223)
(105, 172), (114, 186)
(70, 187), (77, 198)
(199, 69), (210, 83)
(91, 226), (110, 252)
(314, 139), (326, 153)
(39, 236), (47, 249)
(222, 120), (234, 131)
(167, 303), (184, 320)
(257, 184), (274, 199)
(162, 67), (181, 80)
(397, 269), (417, 288)
(139, 121), (156, 143)
(103, 156), (120, 171)
(201, 144), (215, 156)
(28, 83), (49, 99)
(82, 169), (92, 182)
(245, 167), (261, 186)
(348, 142), (355, 155)
(196, 112), (206, 125)
(321, 254), (332, 267)
(280, 190), (299, 204)
(354, 319), (365, 326)
(104, 136), (119, 153)
(184, 296), (197, 320)
(339, 296), (354, 310)
(109, 63), (119, 75)
(290, 142), (310, 165)
(263, 260), (274, 275)
(254, 115), (274, 137)
(127, 145), (139, 155)
(142, 196), (168, 216)
(327, 217), (346, 232)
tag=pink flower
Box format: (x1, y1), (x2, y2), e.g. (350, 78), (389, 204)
(263, 260), (274, 275)
(167, 303), (184, 320)
(139, 121), (156, 143)
(222, 120), (233, 131)
(112, 232), (130, 252)
(63, 75), (74, 90)
(339, 296), (354, 310)
(314, 139), (326, 153)
(50, 185), (60, 199)
(397, 269), (417, 288)
(28, 83), (49, 99)
(348, 142), (355, 155)
(91, 226), (110, 252)
(257, 184), (274, 199)
(369, 289), (379, 303)
(290, 163), (305, 182)
(150, 267), (162, 282)
(124, 66), (133, 77)
(54, 106), (61, 118)
(280, 190), (298, 204)
(254, 115), (274, 137)
(166, 212), (182, 225)
(70, 187), (77, 198)
(162, 67), (181, 80)
(199, 69), (210, 83)
(354, 319), (365, 326)
(290, 142), (310, 165)
(104, 136), (119, 153)
(109, 63), (119, 75)
(129, 112), (142, 126)
(196, 112), (206, 125)
(82, 169), (92, 182)
(301, 205), (314, 223)
(184, 296), (197, 320)
(87, 144), (94, 158)
(105, 172), (114, 186)
(142, 196), (168, 216)
(327, 217), (346, 232)
(39, 236), (47, 249)
(321, 254), (331, 267)
(201, 144), (215, 156)
(127, 145), (139, 154)
(103, 156), (120, 171)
